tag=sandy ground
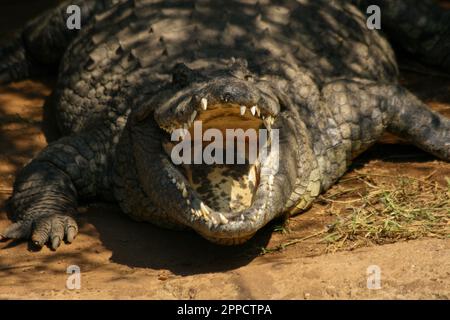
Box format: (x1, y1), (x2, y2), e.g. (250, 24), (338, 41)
(0, 1), (449, 300)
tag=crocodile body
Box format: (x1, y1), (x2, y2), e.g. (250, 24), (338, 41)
(0, 0), (449, 248)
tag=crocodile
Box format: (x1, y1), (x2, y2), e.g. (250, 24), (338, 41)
(0, 0), (449, 249)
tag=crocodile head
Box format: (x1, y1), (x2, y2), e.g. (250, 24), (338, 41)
(118, 62), (305, 245)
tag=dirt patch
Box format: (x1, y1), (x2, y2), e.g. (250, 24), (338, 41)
(0, 1), (449, 300)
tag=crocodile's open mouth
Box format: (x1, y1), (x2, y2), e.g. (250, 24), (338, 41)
(159, 98), (279, 242)
(144, 75), (285, 244)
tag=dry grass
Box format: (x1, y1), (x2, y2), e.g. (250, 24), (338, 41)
(321, 172), (450, 252)
(261, 171), (450, 255)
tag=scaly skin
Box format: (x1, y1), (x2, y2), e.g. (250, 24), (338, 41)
(0, 0), (449, 248)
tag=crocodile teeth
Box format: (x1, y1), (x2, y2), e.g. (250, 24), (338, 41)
(190, 110), (197, 123)
(250, 105), (257, 116)
(182, 188), (188, 198)
(264, 116), (274, 130)
(256, 106), (261, 117)
(200, 202), (210, 216)
(176, 181), (184, 190)
(201, 98), (208, 110)
(240, 105), (246, 116)
(218, 213), (229, 224)
(263, 118), (271, 130)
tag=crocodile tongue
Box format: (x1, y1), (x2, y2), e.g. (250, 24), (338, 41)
(188, 162), (258, 212)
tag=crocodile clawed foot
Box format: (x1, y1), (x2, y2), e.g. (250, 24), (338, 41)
(0, 214), (78, 251)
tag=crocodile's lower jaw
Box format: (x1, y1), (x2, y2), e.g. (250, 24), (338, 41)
(202, 232), (255, 245)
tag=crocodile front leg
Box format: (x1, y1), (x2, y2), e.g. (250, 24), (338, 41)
(1, 126), (115, 250)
